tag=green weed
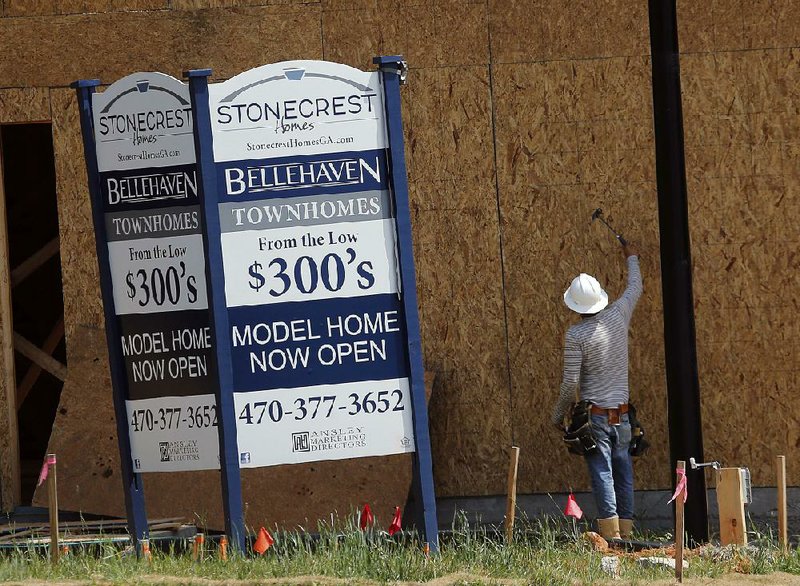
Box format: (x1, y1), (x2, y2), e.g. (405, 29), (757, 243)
(0, 514), (796, 585)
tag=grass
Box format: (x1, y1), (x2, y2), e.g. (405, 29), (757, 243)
(0, 513), (798, 584)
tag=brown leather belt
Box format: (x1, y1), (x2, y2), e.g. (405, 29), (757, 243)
(590, 404), (629, 425)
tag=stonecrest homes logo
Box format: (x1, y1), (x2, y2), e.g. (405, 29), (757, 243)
(96, 79), (193, 143)
(214, 65), (379, 130)
(93, 73), (198, 203)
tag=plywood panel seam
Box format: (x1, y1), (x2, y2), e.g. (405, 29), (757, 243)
(485, 51), (516, 446)
(680, 46), (800, 57)
(491, 54), (651, 67)
(0, 9), (174, 19)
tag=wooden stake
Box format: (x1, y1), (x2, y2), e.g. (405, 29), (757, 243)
(717, 468), (747, 546)
(675, 460), (685, 583)
(777, 455), (788, 552)
(219, 535), (228, 561)
(505, 446), (520, 544)
(193, 533), (204, 562)
(46, 454), (59, 565)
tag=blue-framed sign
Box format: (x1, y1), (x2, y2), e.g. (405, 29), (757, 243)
(87, 72), (221, 473)
(190, 57), (438, 547)
(200, 60), (416, 467)
(76, 57), (437, 551)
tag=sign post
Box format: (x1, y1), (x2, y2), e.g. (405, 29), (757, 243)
(374, 55), (439, 550)
(185, 69), (246, 551)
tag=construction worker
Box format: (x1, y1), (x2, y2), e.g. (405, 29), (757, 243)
(551, 242), (642, 540)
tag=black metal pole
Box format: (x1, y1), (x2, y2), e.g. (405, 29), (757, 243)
(647, 0), (709, 543)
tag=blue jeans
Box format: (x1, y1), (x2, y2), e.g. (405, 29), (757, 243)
(584, 413), (634, 519)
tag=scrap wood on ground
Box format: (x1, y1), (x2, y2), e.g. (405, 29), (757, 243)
(0, 517), (194, 549)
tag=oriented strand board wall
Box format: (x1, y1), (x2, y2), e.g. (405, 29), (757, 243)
(28, 6), (414, 529)
(2, 0), (795, 524)
(490, 0), (667, 493)
(678, 0), (800, 487)
(1, 0), (665, 522)
(323, 1), (513, 496)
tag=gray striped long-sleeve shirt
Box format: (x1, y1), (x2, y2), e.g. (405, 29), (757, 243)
(551, 256), (643, 425)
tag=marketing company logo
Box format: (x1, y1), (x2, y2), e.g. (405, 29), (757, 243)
(158, 440), (200, 463)
(292, 432), (311, 452)
(290, 427), (367, 453)
(240, 452), (251, 464)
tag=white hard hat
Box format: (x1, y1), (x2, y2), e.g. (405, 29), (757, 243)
(563, 273), (608, 314)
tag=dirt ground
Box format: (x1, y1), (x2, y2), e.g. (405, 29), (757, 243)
(3, 572), (800, 585)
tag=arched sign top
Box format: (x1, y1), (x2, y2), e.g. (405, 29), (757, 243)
(208, 60), (386, 163)
(98, 72), (189, 113)
(92, 71), (195, 172)
(215, 60), (376, 99)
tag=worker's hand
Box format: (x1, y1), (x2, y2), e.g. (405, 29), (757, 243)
(553, 422), (565, 434)
(622, 241), (637, 258)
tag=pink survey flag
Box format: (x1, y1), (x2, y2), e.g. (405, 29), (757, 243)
(565, 493), (583, 519)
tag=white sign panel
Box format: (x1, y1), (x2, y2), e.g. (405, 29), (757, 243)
(93, 73), (195, 172)
(234, 379), (414, 467)
(208, 61), (414, 466)
(209, 61), (385, 162)
(92, 72), (219, 472)
(127, 394), (219, 472)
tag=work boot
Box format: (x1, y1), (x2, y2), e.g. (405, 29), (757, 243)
(597, 516), (620, 540)
(619, 518), (634, 539)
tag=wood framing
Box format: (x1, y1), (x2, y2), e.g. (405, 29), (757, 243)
(0, 136), (21, 509)
(10, 237), (59, 288)
(12, 332), (67, 382)
(16, 319), (64, 407)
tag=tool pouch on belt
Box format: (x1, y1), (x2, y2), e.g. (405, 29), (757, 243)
(562, 400), (597, 456)
(628, 403), (650, 457)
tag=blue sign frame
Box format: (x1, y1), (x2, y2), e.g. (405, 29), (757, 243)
(374, 55), (438, 551)
(71, 79), (149, 551)
(185, 69), (246, 550)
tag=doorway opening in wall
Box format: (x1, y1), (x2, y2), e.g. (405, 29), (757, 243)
(0, 123), (66, 505)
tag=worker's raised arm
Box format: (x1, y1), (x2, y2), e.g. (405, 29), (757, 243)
(613, 243), (643, 325)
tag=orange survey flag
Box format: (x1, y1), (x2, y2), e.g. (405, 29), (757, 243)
(564, 493), (583, 519)
(359, 503), (374, 530)
(253, 527), (274, 555)
(388, 506), (402, 536)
